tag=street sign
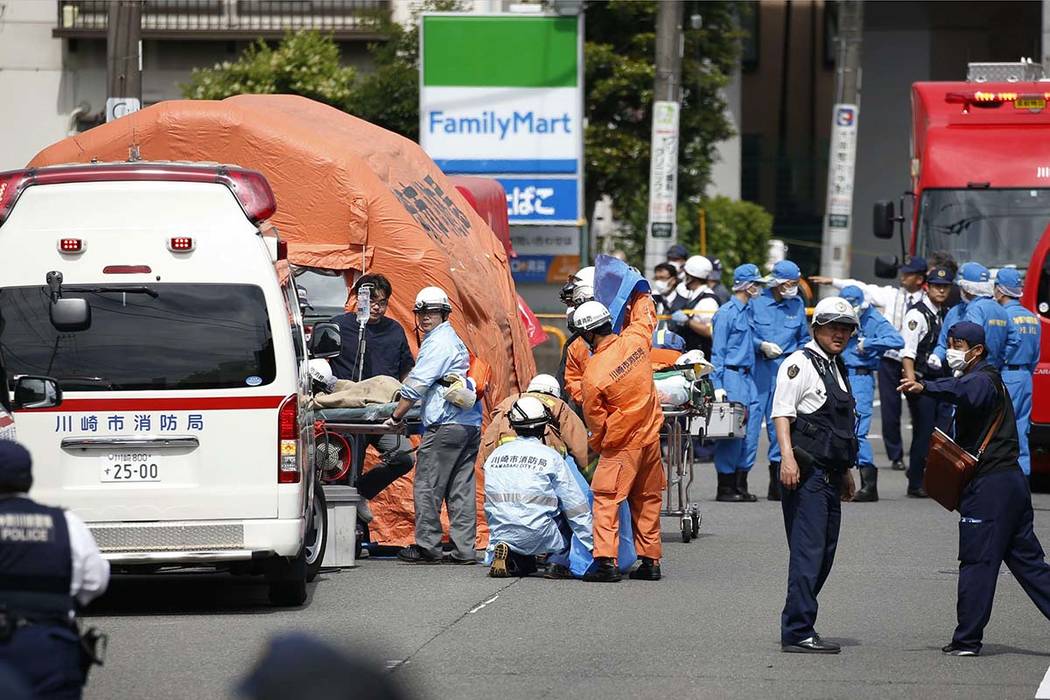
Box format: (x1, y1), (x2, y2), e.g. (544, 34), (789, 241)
(497, 177), (578, 225)
(645, 100), (680, 268)
(821, 103), (859, 276)
(420, 14), (583, 225)
(106, 97), (140, 123)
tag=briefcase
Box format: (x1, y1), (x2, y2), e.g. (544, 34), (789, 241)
(924, 394), (1006, 512)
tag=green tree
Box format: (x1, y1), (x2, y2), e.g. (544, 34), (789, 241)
(180, 31), (356, 107)
(690, 196), (773, 284)
(585, 1), (748, 260)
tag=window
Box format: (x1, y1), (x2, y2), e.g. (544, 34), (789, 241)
(0, 284), (276, 391)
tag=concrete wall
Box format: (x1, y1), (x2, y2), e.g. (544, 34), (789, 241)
(0, 0), (72, 170)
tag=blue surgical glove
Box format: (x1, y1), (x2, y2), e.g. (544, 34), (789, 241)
(671, 310), (689, 327)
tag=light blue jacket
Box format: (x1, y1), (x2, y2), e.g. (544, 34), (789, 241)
(399, 321), (483, 429)
(711, 296), (754, 390)
(1002, 299), (1041, 372)
(750, 289), (810, 356)
(934, 301), (967, 363)
(965, 296), (1010, 369)
(842, 307), (904, 370)
(483, 437), (593, 558)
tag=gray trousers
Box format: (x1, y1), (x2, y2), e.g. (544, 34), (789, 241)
(413, 423), (480, 560)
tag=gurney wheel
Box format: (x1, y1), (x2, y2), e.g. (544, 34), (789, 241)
(681, 518), (692, 543)
(691, 512), (701, 537)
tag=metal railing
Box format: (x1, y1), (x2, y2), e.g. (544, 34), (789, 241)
(56, 0), (390, 37)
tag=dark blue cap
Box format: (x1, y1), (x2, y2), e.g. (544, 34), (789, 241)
(926, 266), (955, 285)
(0, 441), (31, 486)
(666, 244), (688, 261)
(899, 256), (927, 274)
(948, 321), (985, 348)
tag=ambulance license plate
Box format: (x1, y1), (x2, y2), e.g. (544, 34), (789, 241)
(100, 453), (161, 482)
(1015, 97), (1046, 111)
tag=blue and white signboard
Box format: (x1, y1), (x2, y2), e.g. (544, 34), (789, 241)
(497, 177), (578, 225)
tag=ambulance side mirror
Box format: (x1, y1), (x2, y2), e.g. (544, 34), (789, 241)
(13, 376), (62, 410)
(49, 298), (91, 332)
(873, 200), (895, 239)
(874, 255), (900, 279)
(308, 322), (341, 359)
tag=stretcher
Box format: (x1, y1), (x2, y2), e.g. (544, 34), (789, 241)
(660, 400), (748, 543)
(313, 404), (421, 484)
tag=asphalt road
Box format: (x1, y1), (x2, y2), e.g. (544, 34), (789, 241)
(81, 416), (1050, 700)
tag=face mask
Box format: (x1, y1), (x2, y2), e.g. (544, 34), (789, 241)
(780, 285), (799, 298)
(671, 261), (684, 272)
(746, 285), (762, 298)
(651, 279), (671, 295)
(946, 348), (970, 371)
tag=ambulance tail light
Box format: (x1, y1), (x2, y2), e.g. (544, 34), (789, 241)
(277, 395), (301, 484)
(0, 170), (30, 226)
(58, 238), (84, 254)
(168, 237), (195, 252)
(223, 169), (277, 224)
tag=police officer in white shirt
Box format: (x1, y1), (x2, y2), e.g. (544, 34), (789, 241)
(898, 266), (955, 497)
(0, 440), (109, 698)
(811, 255), (928, 471)
(772, 297), (859, 654)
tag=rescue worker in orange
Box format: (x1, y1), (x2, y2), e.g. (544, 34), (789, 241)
(479, 374), (589, 472)
(576, 294), (666, 582)
(558, 268), (595, 408)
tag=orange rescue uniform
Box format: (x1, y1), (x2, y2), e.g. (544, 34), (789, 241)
(581, 294), (666, 561)
(563, 337), (590, 405)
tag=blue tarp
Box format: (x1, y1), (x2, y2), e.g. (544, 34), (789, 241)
(594, 254), (652, 334)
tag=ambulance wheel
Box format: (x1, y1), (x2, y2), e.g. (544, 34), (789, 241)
(681, 520), (692, 543)
(305, 487), (328, 583)
(267, 552), (307, 607)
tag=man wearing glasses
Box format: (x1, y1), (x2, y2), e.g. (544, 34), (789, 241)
(329, 274), (415, 383)
(328, 274), (416, 504)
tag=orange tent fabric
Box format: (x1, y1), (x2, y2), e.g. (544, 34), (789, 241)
(29, 95), (537, 548)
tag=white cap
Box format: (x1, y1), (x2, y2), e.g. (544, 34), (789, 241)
(527, 374), (560, 397)
(812, 296), (859, 327)
(572, 300), (612, 332)
(414, 286), (451, 313)
(308, 359), (336, 392)
(683, 255), (713, 280)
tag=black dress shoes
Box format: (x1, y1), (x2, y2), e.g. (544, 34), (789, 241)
(907, 486), (929, 498)
(782, 635), (841, 654)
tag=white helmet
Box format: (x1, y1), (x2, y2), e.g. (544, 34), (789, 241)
(414, 286), (451, 313)
(572, 300), (612, 332)
(571, 283), (594, 305)
(308, 359), (336, 392)
(527, 373), (561, 397)
(812, 296), (859, 327)
(573, 266), (595, 287)
(683, 255), (713, 280)
(508, 395), (552, 432)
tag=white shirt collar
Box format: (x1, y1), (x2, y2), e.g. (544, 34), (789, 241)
(804, 339), (832, 361)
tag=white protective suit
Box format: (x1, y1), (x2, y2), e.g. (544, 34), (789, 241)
(483, 436), (593, 561)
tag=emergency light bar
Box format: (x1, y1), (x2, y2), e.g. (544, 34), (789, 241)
(945, 90), (1050, 107)
(0, 163), (277, 227)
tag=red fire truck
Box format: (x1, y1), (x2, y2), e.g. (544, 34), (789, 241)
(873, 60), (1050, 472)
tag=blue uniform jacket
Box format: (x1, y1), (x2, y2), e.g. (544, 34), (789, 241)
(965, 296), (1010, 369)
(399, 321), (483, 429)
(1002, 299), (1041, 372)
(711, 296), (754, 391)
(750, 290), (810, 355)
(842, 307), (904, 369)
(922, 358), (998, 412)
(934, 301), (966, 363)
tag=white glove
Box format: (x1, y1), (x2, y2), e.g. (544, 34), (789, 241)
(760, 341), (784, 359)
(857, 337), (865, 353)
(713, 388), (727, 402)
(926, 354), (942, 371)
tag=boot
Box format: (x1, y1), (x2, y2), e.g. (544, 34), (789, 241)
(736, 470), (758, 502)
(628, 557), (662, 581)
(716, 472), (744, 502)
(582, 557), (622, 583)
(853, 466), (879, 502)
(767, 462), (782, 501)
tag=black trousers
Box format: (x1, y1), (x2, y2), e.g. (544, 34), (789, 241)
(0, 622), (84, 699)
(352, 433), (415, 499)
(953, 468), (1050, 651)
(905, 393), (953, 491)
(877, 357), (904, 462)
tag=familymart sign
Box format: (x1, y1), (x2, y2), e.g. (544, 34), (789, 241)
(420, 13), (583, 224)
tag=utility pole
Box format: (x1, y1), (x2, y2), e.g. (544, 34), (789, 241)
(106, 0), (142, 123)
(644, 0), (683, 276)
(818, 0), (863, 285)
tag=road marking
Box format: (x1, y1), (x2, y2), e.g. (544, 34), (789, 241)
(468, 594), (499, 614)
(1035, 664), (1050, 698)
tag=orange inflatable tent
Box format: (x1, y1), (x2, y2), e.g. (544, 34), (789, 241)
(29, 95), (537, 547)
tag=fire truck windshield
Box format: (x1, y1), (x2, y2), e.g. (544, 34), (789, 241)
(918, 188), (1050, 270)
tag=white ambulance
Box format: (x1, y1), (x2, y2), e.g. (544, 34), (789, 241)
(0, 162), (333, 606)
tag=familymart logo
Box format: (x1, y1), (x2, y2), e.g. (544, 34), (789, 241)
(427, 110), (573, 139)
